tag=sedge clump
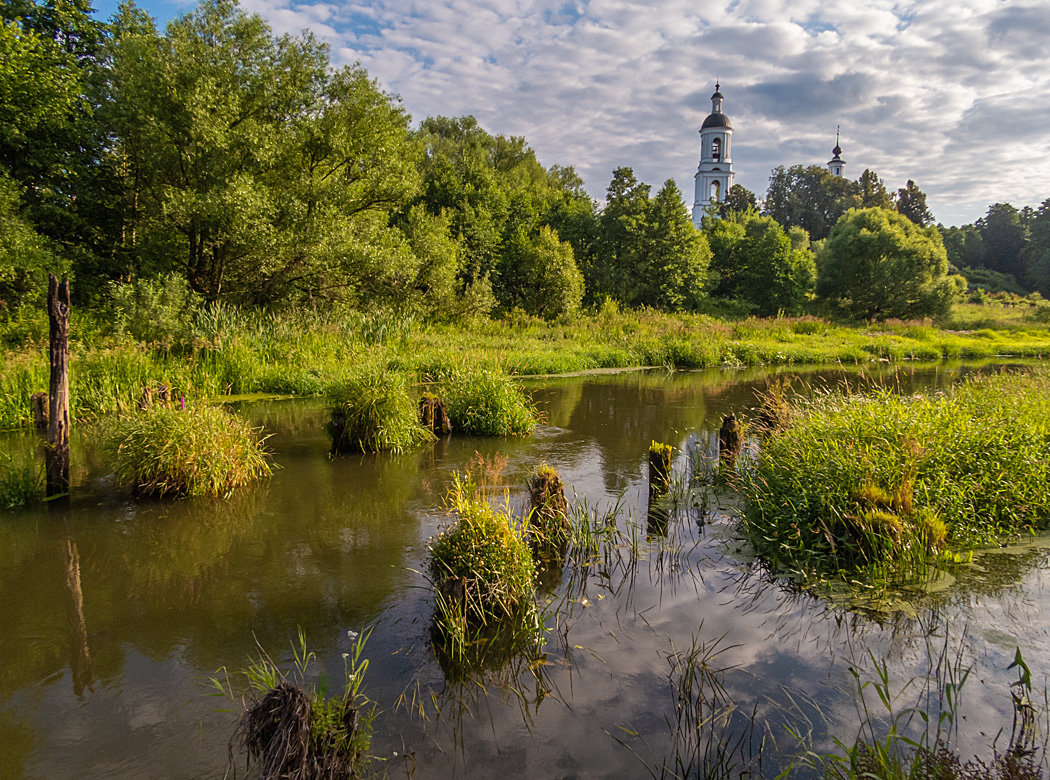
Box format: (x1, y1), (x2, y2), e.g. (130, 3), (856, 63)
(327, 366), (435, 454)
(107, 404), (271, 498)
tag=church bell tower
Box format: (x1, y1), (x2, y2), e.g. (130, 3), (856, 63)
(692, 82), (735, 226)
(827, 127), (845, 177)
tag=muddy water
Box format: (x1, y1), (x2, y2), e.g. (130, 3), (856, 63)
(1, 362), (1048, 778)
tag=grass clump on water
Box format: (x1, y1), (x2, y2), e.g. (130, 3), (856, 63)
(429, 473), (537, 628)
(213, 627), (375, 780)
(107, 404), (272, 498)
(327, 366), (434, 453)
(739, 370), (1050, 581)
(432, 363), (537, 436)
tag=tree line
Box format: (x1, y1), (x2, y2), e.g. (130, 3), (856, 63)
(0, 0), (1011, 327)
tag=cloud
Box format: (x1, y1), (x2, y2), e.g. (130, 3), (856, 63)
(193, 0), (1050, 225)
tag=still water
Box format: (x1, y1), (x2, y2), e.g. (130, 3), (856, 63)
(1, 362), (1048, 778)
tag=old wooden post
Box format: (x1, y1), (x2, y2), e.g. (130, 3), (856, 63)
(648, 440), (674, 498)
(718, 413), (742, 470)
(46, 274), (71, 498)
(31, 391), (49, 433)
(419, 394), (452, 436)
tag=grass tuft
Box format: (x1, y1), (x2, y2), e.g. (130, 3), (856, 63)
(107, 405), (272, 498)
(327, 367), (435, 453)
(433, 363), (537, 436)
(0, 450), (44, 509)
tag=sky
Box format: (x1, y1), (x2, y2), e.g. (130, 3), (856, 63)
(94, 0), (1050, 226)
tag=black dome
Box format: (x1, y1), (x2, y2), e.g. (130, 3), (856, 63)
(701, 113), (732, 130)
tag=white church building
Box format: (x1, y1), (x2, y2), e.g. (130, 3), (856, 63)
(690, 83), (847, 227)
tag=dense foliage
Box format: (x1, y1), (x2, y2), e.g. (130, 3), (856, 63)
(817, 208), (962, 319)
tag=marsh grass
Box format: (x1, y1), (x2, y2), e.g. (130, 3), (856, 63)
(212, 627), (375, 780)
(739, 370), (1050, 581)
(326, 366), (434, 454)
(107, 405), (272, 498)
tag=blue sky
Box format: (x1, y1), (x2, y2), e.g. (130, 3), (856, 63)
(92, 0), (1050, 226)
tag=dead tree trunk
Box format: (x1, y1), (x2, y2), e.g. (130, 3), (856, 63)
(46, 274), (71, 498)
(419, 395), (452, 436)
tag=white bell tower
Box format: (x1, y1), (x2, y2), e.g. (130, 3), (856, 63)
(692, 82), (735, 226)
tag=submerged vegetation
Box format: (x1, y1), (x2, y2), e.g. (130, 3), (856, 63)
(213, 628), (375, 780)
(107, 404), (272, 498)
(0, 449), (43, 508)
(739, 369), (1050, 580)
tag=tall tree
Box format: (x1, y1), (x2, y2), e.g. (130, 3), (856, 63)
(977, 203), (1027, 281)
(857, 169), (894, 210)
(641, 180), (710, 310)
(592, 167), (651, 304)
(895, 180), (934, 226)
(763, 164), (860, 241)
(1023, 199), (1050, 296)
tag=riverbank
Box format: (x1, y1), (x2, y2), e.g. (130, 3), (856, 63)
(2, 301), (1049, 429)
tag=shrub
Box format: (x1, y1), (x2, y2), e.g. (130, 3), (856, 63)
(429, 473), (537, 626)
(739, 370), (1050, 580)
(107, 405), (272, 498)
(327, 367), (434, 453)
(434, 364), (537, 436)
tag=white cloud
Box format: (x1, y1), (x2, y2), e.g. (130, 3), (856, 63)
(214, 0), (1050, 224)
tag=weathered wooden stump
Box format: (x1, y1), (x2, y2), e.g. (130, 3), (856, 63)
(138, 386), (154, 410)
(419, 394), (452, 436)
(527, 464), (570, 552)
(46, 274), (70, 499)
(719, 413), (742, 470)
(31, 391), (48, 434)
(648, 441), (674, 498)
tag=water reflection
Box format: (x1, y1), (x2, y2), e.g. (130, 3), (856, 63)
(0, 361), (1048, 777)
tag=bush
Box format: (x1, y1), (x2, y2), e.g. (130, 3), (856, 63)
(434, 364), (537, 436)
(327, 367), (434, 453)
(107, 404), (272, 498)
(739, 370), (1050, 580)
(107, 274), (203, 352)
(429, 473), (537, 626)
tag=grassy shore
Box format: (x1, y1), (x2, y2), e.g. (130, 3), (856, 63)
(2, 300), (1049, 429)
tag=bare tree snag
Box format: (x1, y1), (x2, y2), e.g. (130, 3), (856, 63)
(47, 274), (71, 498)
(719, 413), (742, 470)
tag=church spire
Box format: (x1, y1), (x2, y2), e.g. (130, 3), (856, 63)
(828, 125), (845, 177)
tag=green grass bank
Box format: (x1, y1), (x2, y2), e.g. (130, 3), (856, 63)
(3, 301), (1050, 430)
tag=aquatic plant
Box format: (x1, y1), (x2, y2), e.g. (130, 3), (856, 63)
(212, 627), (374, 780)
(429, 472), (537, 627)
(739, 370), (1050, 580)
(107, 404), (272, 498)
(326, 366), (434, 453)
(433, 363), (537, 436)
(0, 450), (43, 509)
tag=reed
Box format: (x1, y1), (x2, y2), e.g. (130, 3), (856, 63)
(106, 404), (272, 498)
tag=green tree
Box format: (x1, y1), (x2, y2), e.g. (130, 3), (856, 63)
(109, 0), (418, 304)
(0, 173), (63, 311)
(641, 180), (710, 310)
(977, 202), (1027, 282)
(857, 169), (894, 210)
(592, 167), (651, 303)
(501, 226), (583, 319)
(763, 164), (860, 241)
(1023, 199), (1050, 296)
(895, 179), (934, 226)
(940, 224), (986, 269)
(817, 207), (960, 319)
(715, 183), (758, 217)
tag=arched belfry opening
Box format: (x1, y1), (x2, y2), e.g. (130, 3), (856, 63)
(692, 81), (735, 226)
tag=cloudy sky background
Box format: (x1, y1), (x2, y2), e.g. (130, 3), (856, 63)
(98, 0), (1050, 226)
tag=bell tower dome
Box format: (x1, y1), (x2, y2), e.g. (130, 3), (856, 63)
(692, 81), (736, 226)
